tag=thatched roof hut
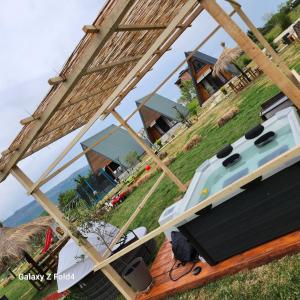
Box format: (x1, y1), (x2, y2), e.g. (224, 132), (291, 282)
(212, 42), (244, 76)
(0, 216), (52, 271)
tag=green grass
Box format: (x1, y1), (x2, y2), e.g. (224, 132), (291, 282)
(169, 253), (300, 300)
(0, 278), (57, 300)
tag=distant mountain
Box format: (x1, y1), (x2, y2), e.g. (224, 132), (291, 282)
(3, 165), (90, 227)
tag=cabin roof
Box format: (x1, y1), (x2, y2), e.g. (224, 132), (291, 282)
(81, 124), (145, 167)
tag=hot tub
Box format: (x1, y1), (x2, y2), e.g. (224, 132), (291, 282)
(160, 107), (300, 265)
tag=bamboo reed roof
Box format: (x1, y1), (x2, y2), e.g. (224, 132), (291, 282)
(0, 0), (202, 181)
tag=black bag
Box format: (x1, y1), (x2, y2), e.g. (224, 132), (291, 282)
(171, 231), (198, 263)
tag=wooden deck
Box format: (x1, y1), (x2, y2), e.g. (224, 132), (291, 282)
(138, 230), (300, 300)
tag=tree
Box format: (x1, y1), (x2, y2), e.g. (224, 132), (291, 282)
(125, 151), (139, 168)
(58, 189), (77, 211)
(75, 175), (96, 205)
(247, 30), (258, 43)
(173, 105), (192, 127)
(186, 99), (198, 117)
(276, 12), (292, 31)
(178, 80), (197, 105)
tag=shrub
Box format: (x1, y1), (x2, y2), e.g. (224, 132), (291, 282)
(182, 134), (202, 152)
(125, 151), (139, 167)
(155, 139), (162, 148)
(242, 56), (252, 66)
(217, 107), (240, 127)
(220, 87), (228, 95)
(267, 37), (277, 50)
(186, 99), (199, 117)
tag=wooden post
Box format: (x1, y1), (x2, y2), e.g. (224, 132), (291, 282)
(10, 166), (136, 300)
(103, 173), (165, 258)
(111, 110), (186, 192)
(8, 267), (17, 279)
(292, 69), (300, 83)
(199, 0), (300, 108)
(226, 0), (299, 85)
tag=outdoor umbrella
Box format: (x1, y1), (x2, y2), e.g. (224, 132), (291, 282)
(0, 216), (53, 272)
(212, 42), (251, 82)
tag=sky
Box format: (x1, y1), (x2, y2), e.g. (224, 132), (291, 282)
(0, 0), (286, 221)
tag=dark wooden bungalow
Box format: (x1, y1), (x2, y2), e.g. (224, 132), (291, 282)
(175, 51), (238, 105)
(81, 125), (145, 190)
(136, 94), (189, 143)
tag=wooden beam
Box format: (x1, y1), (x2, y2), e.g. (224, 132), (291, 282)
(226, 0), (299, 84)
(0, 0), (137, 183)
(11, 166), (136, 300)
(117, 23), (168, 31)
(292, 69), (300, 83)
(58, 81), (121, 110)
(25, 1), (201, 190)
(200, 0), (300, 107)
(48, 75), (66, 86)
(94, 144), (300, 271)
(20, 116), (40, 126)
(18, 82), (121, 127)
(116, 23), (191, 32)
(85, 55), (143, 75)
(37, 87), (140, 140)
(112, 109), (186, 191)
(103, 173), (165, 258)
(83, 25), (101, 33)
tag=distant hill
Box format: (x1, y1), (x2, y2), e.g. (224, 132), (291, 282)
(3, 165), (90, 227)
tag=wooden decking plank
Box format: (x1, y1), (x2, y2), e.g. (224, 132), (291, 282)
(138, 230), (300, 300)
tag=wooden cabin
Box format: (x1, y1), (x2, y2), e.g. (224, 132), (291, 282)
(81, 125), (145, 181)
(136, 94), (189, 143)
(175, 51), (238, 105)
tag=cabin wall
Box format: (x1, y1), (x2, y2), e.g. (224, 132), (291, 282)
(84, 147), (112, 175)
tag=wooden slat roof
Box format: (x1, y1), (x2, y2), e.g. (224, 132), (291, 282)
(0, 0), (202, 181)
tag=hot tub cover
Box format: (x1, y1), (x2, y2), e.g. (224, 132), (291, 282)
(56, 222), (147, 292)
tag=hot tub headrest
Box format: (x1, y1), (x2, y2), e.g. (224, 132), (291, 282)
(245, 124), (264, 140)
(254, 131), (276, 147)
(216, 144), (233, 159)
(222, 153), (241, 168)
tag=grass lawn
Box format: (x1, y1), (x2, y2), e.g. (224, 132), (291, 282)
(0, 278), (57, 300)
(105, 43), (300, 299)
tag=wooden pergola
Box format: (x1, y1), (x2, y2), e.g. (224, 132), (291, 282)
(1, 0), (300, 299)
